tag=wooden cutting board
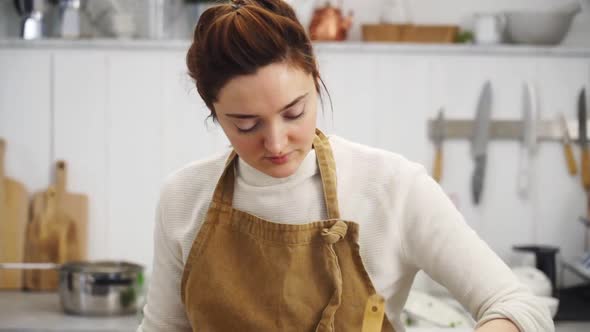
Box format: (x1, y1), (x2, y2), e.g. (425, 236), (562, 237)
(23, 161), (87, 291)
(0, 139), (29, 290)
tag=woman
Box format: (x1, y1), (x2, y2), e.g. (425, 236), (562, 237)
(138, 0), (553, 331)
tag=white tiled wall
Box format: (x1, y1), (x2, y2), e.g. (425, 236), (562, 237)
(1, 46), (589, 291)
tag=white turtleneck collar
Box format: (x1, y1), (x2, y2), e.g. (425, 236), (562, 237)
(235, 149), (319, 188)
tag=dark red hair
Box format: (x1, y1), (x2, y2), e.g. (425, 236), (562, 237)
(186, 0), (326, 119)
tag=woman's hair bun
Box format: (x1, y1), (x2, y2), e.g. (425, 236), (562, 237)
(186, 0), (322, 119)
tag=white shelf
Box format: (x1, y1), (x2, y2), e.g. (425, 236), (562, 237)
(1, 39), (590, 58)
(0, 39), (191, 51)
(316, 42), (590, 58)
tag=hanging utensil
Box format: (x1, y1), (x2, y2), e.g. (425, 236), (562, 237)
(559, 112), (578, 175)
(517, 82), (538, 199)
(579, 88), (590, 189)
(579, 87), (590, 251)
(471, 81), (493, 205)
(432, 109), (445, 183)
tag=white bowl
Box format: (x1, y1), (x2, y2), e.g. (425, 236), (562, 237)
(504, 4), (581, 45)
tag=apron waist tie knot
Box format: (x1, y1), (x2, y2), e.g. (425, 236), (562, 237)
(315, 220), (348, 332)
(321, 220), (348, 244)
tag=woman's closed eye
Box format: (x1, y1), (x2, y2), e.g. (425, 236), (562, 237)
(235, 107), (305, 133)
(283, 107), (305, 120)
(236, 120), (259, 133)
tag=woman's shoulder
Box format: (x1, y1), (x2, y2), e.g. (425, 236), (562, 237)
(327, 134), (425, 180)
(159, 149), (233, 204)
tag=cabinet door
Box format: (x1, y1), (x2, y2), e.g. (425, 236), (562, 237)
(0, 50), (51, 192)
(53, 51), (109, 260)
(160, 52), (229, 178)
(106, 52), (163, 267)
(372, 54), (430, 163)
(315, 50), (431, 162)
(315, 51), (380, 146)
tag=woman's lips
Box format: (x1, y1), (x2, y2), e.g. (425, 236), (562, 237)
(266, 152), (291, 165)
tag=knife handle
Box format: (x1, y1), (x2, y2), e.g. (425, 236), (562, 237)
(433, 147), (443, 183)
(564, 143), (578, 175)
(583, 148), (590, 190)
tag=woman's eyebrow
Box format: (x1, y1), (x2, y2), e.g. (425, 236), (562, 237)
(224, 93), (308, 119)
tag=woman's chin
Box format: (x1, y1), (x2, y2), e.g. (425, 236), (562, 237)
(262, 165), (297, 178)
(260, 159), (299, 178)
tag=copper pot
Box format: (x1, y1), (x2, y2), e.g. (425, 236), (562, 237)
(309, 1), (353, 41)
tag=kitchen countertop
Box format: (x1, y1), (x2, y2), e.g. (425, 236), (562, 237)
(0, 291), (588, 332)
(0, 39), (590, 58)
(0, 291), (139, 332)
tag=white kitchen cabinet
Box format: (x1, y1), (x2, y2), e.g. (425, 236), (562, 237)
(1, 41), (590, 281)
(53, 51), (110, 260)
(316, 51), (381, 146)
(0, 50), (52, 193)
(53, 51), (165, 266)
(160, 52), (229, 178)
(51, 50), (230, 267)
(105, 52), (164, 266)
(372, 54), (431, 164)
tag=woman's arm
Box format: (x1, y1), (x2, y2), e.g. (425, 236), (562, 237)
(137, 199), (192, 332)
(399, 168), (554, 331)
(477, 319), (520, 332)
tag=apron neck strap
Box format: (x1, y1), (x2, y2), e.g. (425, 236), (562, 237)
(312, 129), (340, 220)
(212, 129), (340, 219)
(212, 151), (238, 206)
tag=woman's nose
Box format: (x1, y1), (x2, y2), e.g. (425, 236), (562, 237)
(263, 125), (287, 155)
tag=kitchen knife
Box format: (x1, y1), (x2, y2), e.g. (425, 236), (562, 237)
(517, 82), (537, 198)
(471, 81), (493, 205)
(579, 88), (590, 190)
(578, 88), (590, 251)
(559, 112), (577, 175)
(432, 109), (445, 183)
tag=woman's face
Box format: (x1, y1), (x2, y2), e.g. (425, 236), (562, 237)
(214, 62), (318, 178)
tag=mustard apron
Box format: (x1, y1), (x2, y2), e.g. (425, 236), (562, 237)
(181, 129), (396, 332)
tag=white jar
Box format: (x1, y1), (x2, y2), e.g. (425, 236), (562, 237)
(380, 0), (409, 24)
(473, 12), (507, 45)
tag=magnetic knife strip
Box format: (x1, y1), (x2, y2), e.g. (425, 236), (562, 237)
(427, 119), (587, 142)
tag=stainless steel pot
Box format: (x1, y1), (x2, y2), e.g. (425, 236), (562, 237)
(0, 261), (144, 316)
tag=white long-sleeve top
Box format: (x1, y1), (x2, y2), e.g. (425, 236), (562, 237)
(138, 135), (554, 332)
